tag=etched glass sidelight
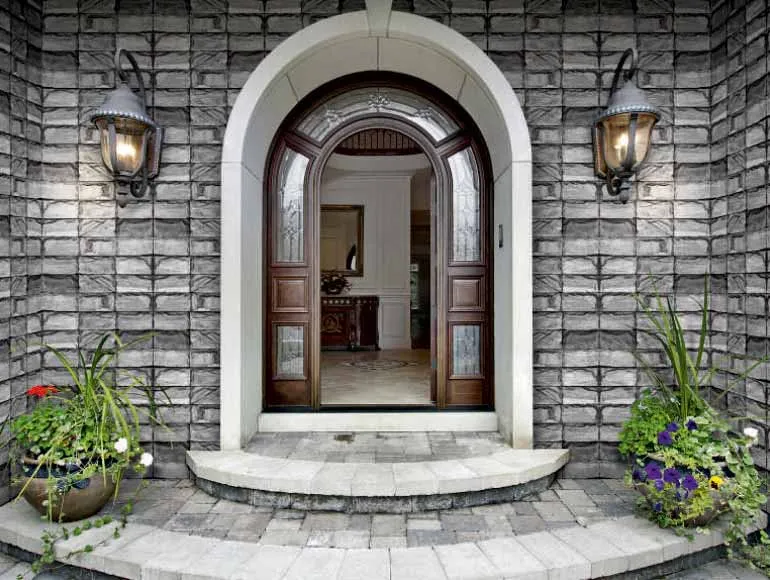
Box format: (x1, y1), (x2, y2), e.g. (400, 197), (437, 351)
(275, 149), (309, 263)
(448, 148), (481, 262)
(276, 325), (305, 377)
(452, 325), (481, 376)
(296, 88), (459, 142)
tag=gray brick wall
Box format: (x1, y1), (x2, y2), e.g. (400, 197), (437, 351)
(710, 0), (769, 473)
(0, 0), (42, 505)
(3, 0), (769, 495)
(493, 0), (713, 478)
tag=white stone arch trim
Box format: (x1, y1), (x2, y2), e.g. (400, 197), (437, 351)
(220, 5), (533, 450)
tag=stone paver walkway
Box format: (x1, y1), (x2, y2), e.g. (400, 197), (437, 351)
(105, 477), (635, 548)
(244, 431), (509, 463)
(2, 478), (767, 579)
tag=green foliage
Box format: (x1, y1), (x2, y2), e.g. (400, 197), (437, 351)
(19, 488), (144, 580)
(633, 277), (767, 423)
(625, 405), (764, 540)
(618, 389), (671, 458)
(734, 531), (770, 574)
(621, 275), (769, 563)
(0, 333), (167, 578)
(4, 332), (168, 521)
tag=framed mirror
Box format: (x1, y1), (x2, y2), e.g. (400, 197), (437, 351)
(320, 204), (364, 276)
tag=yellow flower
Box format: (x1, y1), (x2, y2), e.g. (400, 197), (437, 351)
(709, 476), (724, 490)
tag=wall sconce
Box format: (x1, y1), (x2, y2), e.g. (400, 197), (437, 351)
(594, 48), (659, 203)
(90, 50), (163, 207)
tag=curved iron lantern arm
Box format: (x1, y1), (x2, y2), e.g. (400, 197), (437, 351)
(115, 49), (147, 107)
(114, 49), (150, 206)
(609, 48), (638, 97)
(603, 48), (641, 203)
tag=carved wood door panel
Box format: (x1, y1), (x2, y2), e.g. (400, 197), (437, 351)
(441, 144), (491, 406)
(265, 143), (315, 407)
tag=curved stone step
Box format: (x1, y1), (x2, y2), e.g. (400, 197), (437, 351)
(186, 448), (570, 512)
(0, 501), (764, 580)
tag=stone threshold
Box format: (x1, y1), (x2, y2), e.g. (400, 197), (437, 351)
(186, 448), (570, 512)
(257, 412), (499, 432)
(0, 501), (764, 580)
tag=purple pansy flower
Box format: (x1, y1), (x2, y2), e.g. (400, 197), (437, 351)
(686, 419), (697, 431)
(663, 467), (681, 485)
(632, 468), (646, 482)
(654, 479), (665, 491)
(657, 430), (673, 446)
(645, 461), (662, 480)
(682, 474), (698, 492)
(653, 502), (663, 513)
(666, 422), (679, 433)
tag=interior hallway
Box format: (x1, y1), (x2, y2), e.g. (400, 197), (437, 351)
(320, 349), (432, 406)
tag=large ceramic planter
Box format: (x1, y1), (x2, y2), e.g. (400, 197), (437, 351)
(21, 457), (117, 522)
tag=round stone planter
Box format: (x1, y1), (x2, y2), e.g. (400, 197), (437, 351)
(20, 456), (117, 522)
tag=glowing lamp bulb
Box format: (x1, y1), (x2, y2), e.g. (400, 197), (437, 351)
(116, 141), (137, 160)
(613, 131), (629, 161)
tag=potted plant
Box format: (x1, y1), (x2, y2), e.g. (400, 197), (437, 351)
(619, 278), (767, 551)
(321, 272), (351, 295)
(5, 333), (163, 523)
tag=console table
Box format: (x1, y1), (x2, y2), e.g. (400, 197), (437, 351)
(321, 295), (379, 351)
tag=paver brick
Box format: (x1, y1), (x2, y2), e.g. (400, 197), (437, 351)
(390, 546), (447, 580)
(477, 537), (548, 580)
(434, 542), (501, 580)
(230, 545), (301, 580)
(553, 525), (629, 577)
(515, 531), (591, 580)
(282, 547), (345, 580)
(338, 548), (390, 580)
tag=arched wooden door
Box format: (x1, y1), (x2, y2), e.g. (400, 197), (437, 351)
(264, 73), (493, 410)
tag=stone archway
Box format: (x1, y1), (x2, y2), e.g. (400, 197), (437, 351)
(219, 1), (533, 450)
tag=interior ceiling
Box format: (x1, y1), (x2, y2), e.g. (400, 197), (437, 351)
(335, 128), (423, 156)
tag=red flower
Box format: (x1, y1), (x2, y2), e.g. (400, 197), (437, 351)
(27, 385), (59, 398)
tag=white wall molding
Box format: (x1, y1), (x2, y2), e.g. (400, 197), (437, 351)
(220, 9), (533, 448)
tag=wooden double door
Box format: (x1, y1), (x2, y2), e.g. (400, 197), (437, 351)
(264, 73), (493, 410)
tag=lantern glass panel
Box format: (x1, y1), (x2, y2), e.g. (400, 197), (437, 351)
(96, 116), (149, 175)
(599, 112), (656, 173)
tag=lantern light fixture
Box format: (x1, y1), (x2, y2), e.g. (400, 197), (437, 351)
(593, 48), (659, 203)
(90, 50), (163, 207)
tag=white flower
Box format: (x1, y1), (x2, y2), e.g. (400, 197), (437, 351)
(743, 427), (759, 442)
(139, 453), (154, 467)
(114, 438), (128, 453)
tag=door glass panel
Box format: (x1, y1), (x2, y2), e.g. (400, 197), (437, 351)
(448, 148), (481, 262)
(452, 324), (481, 376)
(276, 325), (305, 377)
(275, 149), (309, 263)
(296, 88), (459, 142)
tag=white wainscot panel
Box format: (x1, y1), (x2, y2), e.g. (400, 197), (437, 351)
(378, 296), (411, 350)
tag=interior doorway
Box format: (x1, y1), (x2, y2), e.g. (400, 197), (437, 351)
(263, 73), (493, 411)
(318, 141), (434, 407)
